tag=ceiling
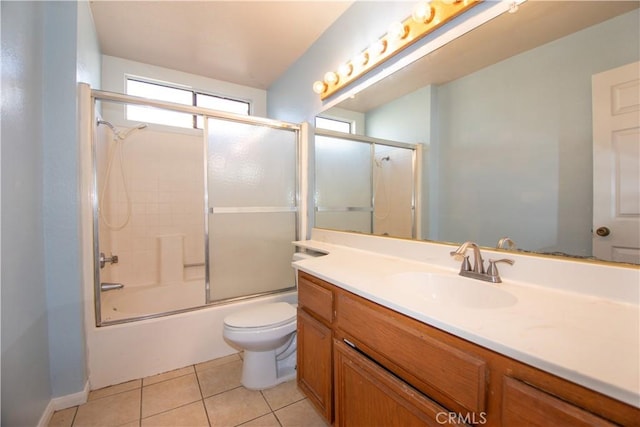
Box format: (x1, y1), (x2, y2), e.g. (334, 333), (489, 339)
(90, 1), (353, 90)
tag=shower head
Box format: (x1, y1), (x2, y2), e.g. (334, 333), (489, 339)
(97, 119), (117, 133)
(97, 119), (148, 140)
(117, 123), (148, 140)
(375, 155), (391, 167)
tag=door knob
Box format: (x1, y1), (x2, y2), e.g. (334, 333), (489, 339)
(595, 226), (611, 237)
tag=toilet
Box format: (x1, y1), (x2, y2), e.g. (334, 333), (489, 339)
(223, 301), (297, 390)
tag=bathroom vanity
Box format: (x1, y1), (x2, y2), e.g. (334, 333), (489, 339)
(294, 230), (640, 426)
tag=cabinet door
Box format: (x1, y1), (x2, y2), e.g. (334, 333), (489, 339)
(502, 377), (616, 427)
(297, 309), (333, 422)
(334, 339), (463, 427)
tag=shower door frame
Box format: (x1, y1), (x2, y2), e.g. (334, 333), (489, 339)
(314, 128), (422, 239)
(91, 89), (303, 326)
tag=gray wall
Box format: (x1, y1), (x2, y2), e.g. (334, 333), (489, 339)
(42, 1), (86, 399)
(2, 2), (51, 425)
(2, 1), (101, 424)
(435, 9), (639, 255)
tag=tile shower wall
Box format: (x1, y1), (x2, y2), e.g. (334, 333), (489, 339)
(98, 128), (205, 287)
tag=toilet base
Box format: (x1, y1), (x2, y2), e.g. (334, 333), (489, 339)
(241, 349), (296, 390)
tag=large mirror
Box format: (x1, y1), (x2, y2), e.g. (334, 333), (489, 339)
(318, 1), (640, 264)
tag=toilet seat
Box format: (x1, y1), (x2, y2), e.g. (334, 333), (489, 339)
(224, 302), (296, 330)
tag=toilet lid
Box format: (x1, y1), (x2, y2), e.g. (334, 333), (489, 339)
(224, 302), (296, 329)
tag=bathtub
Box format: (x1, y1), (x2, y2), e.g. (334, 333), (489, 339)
(86, 287), (297, 390)
(100, 280), (206, 322)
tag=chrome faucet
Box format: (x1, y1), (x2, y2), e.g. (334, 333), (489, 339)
(450, 241), (485, 273)
(496, 237), (516, 250)
(450, 241), (514, 283)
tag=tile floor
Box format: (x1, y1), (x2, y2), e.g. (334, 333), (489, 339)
(48, 353), (328, 427)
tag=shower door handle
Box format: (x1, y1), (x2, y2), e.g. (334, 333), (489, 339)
(99, 252), (119, 269)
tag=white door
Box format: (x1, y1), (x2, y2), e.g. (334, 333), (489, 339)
(592, 61), (640, 263)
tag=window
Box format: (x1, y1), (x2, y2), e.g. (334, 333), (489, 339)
(315, 116), (353, 133)
(126, 78), (250, 129)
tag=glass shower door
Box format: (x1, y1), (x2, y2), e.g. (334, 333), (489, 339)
(206, 117), (298, 302)
(315, 135), (373, 233)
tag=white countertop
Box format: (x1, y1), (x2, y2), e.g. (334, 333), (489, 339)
(293, 237), (640, 408)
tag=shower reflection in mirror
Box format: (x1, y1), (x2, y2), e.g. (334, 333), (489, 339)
(314, 129), (420, 239)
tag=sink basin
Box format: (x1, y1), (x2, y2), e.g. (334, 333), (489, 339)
(386, 272), (517, 309)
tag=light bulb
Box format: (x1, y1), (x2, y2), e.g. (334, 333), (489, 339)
(371, 39), (387, 56)
(388, 22), (409, 40)
(338, 63), (353, 78)
(412, 2), (435, 24)
(312, 80), (327, 94)
(324, 71), (339, 85)
(355, 51), (369, 67)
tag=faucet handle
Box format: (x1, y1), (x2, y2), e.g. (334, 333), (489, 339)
(459, 256), (472, 272)
(486, 258), (515, 282)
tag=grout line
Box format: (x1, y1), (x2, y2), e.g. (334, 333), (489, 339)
(139, 399), (205, 423)
(260, 389), (275, 412)
(138, 382), (143, 427)
(142, 365), (196, 388)
(193, 363), (213, 427)
(69, 406), (79, 427)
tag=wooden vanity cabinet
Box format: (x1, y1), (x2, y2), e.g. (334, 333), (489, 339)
(334, 339), (463, 427)
(297, 271), (640, 426)
(501, 377), (616, 427)
(297, 272), (335, 423)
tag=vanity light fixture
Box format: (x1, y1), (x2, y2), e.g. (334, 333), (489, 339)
(355, 51), (370, 67)
(412, 2), (436, 24)
(312, 0), (481, 100)
(371, 39), (388, 56)
(312, 80), (328, 95)
(338, 63), (354, 78)
(324, 71), (339, 85)
(388, 22), (410, 41)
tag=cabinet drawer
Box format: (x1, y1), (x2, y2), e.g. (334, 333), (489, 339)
(502, 377), (616, 427)
(298, 271), (334, 324)
(337, 291), (487, 415)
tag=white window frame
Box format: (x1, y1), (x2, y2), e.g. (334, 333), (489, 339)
(125, 77), (251, 129)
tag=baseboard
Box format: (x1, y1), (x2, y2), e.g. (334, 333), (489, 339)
(37, 381), (90, 427)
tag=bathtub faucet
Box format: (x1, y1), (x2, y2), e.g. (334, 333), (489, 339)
(101, 282), (124, 292)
